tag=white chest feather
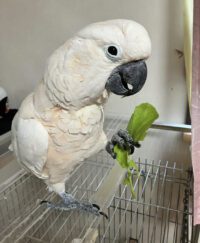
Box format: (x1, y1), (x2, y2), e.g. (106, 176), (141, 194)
(43, 105), (104, 152)
(41, 104), (106, 184)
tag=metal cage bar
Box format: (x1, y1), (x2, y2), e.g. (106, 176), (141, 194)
(0, 118), (194, 243)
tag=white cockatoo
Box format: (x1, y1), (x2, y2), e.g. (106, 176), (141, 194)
(11, 19), (151, 216)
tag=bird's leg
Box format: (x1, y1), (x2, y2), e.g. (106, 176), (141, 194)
(106, 129), (140, 159)
(40, 192), (108, 218)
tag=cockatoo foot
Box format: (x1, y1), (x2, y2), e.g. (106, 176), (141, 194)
(106, 129), (140, 159)
(40, 193), (108, 219)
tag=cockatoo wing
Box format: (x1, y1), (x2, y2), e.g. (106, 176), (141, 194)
(12, 114), (49, 179)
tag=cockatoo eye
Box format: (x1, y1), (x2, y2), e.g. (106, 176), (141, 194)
(108, 46), (118, 55)
(105, 45), (121, 61)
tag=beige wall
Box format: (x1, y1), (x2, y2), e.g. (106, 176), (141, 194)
(0, 0), (187, 123)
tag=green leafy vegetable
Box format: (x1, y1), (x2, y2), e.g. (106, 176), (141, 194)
(114, 103), (159, 198)
(127, 103), (159, 141)
(114, 145), (128, 168)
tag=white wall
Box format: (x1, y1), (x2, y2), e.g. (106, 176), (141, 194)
(0, 0), (187, 123)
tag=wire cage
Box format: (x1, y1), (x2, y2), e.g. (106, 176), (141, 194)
(0, 118), (195, 243)
(97, 160), (192, 243)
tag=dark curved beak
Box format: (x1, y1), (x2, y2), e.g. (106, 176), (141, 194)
(105, 60), (147, 96)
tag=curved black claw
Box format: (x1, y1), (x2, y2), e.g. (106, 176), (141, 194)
(92, 203), (100, 210)
(99, 211), (109, 220)
(106, 141), (116, 159)
(106, 129), (140, 159)
(92, 204), (108, 219)
(40, 200), (48, 204)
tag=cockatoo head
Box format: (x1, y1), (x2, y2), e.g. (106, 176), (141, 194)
(44, 19), (151, 109)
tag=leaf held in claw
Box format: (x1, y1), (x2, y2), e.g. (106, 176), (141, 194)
(114, 103), (159, 198)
